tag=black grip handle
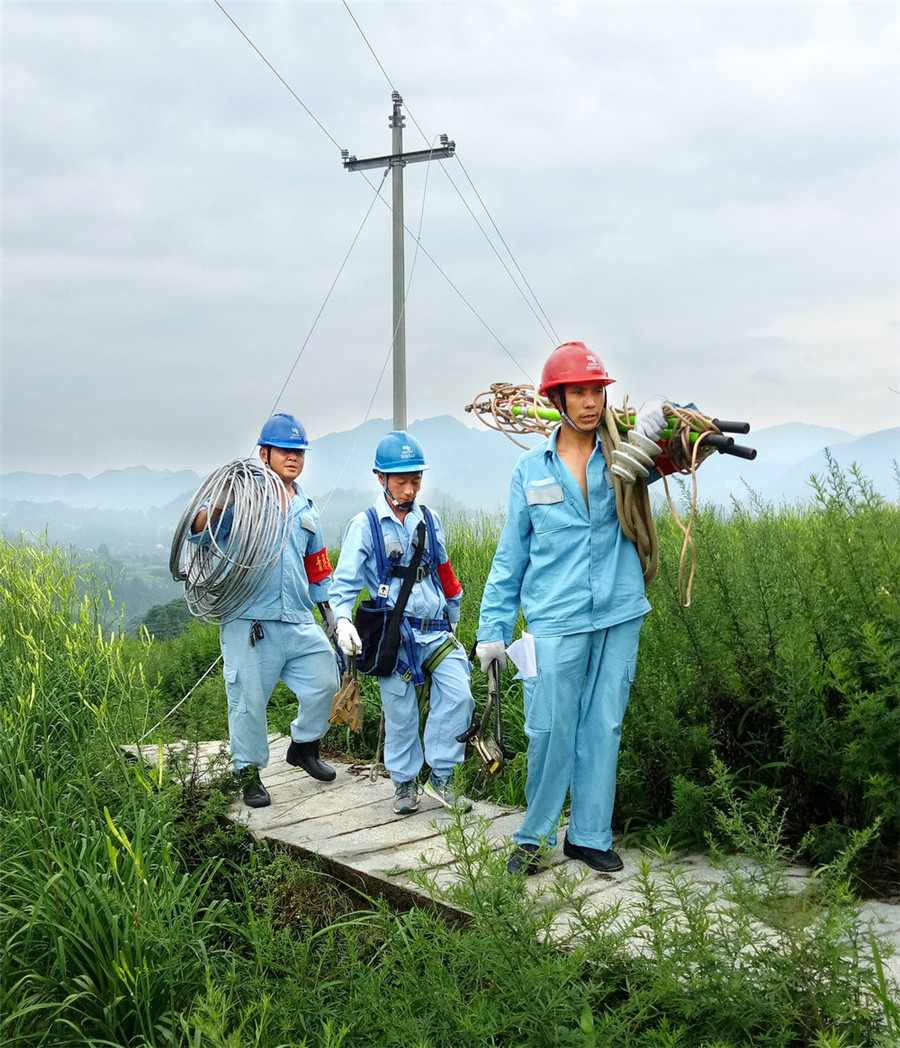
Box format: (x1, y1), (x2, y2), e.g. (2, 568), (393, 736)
(702, 433), (735, 451)
(719, 442), (757, 460)
(712, 419), (751, 435)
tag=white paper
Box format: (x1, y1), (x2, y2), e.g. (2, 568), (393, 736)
(506, 632), (537, 679)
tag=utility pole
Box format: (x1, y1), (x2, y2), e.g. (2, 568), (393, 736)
(342, 93), (455, 431)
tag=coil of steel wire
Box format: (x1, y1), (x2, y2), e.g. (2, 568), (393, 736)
(169, 458), (293, 623)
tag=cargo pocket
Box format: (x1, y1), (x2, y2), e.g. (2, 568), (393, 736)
(223, 663), (247, 716)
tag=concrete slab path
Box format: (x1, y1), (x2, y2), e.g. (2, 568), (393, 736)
(123, 735), (900, 984)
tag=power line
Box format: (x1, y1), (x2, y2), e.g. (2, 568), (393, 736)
(266, 168), (391, 419)
(340, 1), (555, 364)
(213, 0), (344, 153)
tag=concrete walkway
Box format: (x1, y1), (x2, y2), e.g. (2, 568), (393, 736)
(124, 735), (900, 982)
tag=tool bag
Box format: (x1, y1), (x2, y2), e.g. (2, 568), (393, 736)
(354, 511), (428, 676)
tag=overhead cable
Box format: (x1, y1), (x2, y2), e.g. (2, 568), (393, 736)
(266, 166), (390, 420)
(213, 0), (345, 153)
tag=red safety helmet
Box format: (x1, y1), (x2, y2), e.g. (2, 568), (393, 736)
(538, 342), (615, 395)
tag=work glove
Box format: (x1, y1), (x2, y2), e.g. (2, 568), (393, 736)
(632, 395), (669, 443)
(211, 483), (236, 512)
(336, 618), (363, 657)
(475, 640), (507, 673)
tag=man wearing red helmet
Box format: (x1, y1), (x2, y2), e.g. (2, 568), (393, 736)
(476, 342), (667, 875)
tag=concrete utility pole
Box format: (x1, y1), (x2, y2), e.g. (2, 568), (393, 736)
(342, 93), (455, 431)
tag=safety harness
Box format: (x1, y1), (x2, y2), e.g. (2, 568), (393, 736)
(363, 505), (456, 691)
(364, 505), (461, 781)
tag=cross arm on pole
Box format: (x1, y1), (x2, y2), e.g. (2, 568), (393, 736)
(341, 139), (456, 172)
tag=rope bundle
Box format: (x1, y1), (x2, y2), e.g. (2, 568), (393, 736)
(169, 458), (293, 622)
(465, 384), (725, 605)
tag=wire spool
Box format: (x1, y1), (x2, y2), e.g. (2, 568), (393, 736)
(169, 458), (293, 623)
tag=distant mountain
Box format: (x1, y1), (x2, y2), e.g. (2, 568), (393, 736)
(1, 465), (204, 511)
(671, 424), (899, 510)
(2, 417), (897, 557)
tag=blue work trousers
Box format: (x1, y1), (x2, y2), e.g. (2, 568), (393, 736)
(378, 634), (474, 785)
(220, 618), (339, 771)
(514, 617), (644, 851)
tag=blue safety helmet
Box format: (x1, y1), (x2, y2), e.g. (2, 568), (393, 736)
(258, 413), (309, 450)
(373, 431), (429, 473)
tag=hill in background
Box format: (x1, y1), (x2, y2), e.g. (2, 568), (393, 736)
(3, 414), (897, 558)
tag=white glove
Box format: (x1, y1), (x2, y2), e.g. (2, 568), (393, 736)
(475, 640), (507, 673)
(211, 484), (236, 512)
(632, 396), (669, 443)
(336, 618), (362, 657)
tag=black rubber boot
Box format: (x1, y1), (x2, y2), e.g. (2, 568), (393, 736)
(235, 767), (271, 808)
(285, 739), (336, 782)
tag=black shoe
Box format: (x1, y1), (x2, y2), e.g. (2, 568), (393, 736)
(235, 767), (271, 808)
(506, 843), (543, 876)
(286, 739), (336, 782)
(563, 833), (623, 872)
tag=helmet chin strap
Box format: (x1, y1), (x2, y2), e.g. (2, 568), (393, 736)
(556, 391), (604, 435)
(383, 482), (415, 512)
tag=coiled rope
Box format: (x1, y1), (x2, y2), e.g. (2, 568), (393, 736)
(465, 384), (723, 606)
(169, 458), (293, 623)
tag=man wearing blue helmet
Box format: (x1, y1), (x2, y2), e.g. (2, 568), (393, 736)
(330, 431), (475, 816)
(190, 413), (340, 808)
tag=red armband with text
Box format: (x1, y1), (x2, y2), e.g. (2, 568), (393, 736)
(437, 559), (463, 599)
(304, 548), (333, 584)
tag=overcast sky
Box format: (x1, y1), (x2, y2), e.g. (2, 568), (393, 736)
(3, 0), (898, 478)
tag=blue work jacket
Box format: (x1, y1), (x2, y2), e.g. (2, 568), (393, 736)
(330, 495), (461, 632)
(190, 483), (331, 623)
(478, 428), (651, 643)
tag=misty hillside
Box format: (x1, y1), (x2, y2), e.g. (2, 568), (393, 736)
(2, 417), (897, 557)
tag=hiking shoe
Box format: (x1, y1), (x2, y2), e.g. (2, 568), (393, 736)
(392, 780), (419, 815)
(506, 843), (544, 876)
(235, 767), (271, 809)
(424, 773), (473, 813)
(562, 833), (623, 872)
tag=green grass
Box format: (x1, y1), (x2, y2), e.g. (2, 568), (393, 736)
(3, 462), (898, 1046)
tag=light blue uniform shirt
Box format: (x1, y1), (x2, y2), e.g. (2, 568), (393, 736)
(478, 428), (650, 643)
(330, 495), (461, 631)
(190, 483), (331, 623)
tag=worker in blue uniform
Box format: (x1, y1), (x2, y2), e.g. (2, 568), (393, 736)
(476, 342), (668, 875)
(190, 413), (340, 808)
(330, 432), (475, 816)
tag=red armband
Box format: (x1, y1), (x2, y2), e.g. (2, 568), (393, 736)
(437, 559), (463, 599)
(304, 548), (333, 584)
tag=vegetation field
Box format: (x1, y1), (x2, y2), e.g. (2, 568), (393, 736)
(2, 461), (898, 1046)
